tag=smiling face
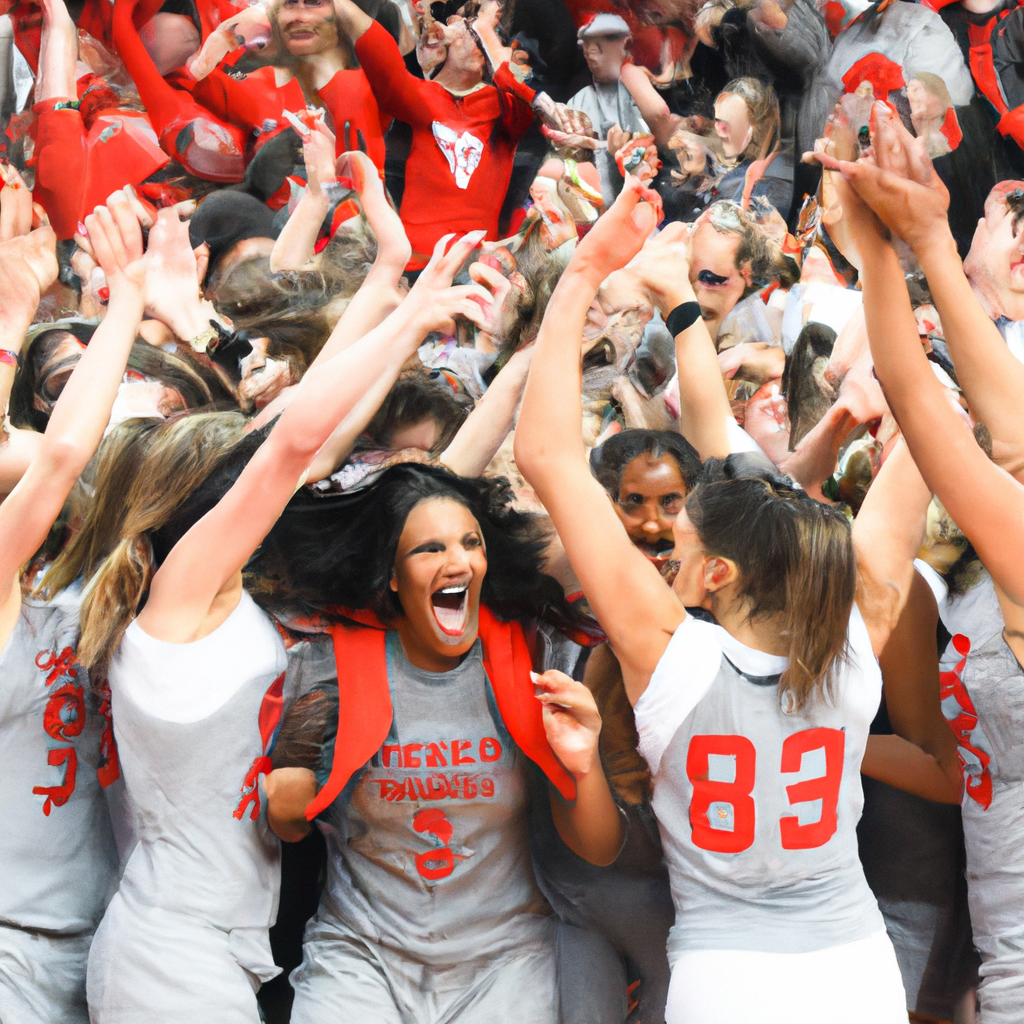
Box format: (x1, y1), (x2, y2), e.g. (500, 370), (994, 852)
(390, 497), (488, 672)
(964, 182), (1024, 321)
(276, 0), (340, 56)
(613, 454), (688, 563)
(689, 216), (749, 340)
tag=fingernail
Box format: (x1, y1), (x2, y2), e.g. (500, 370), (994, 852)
(77, 221), (88, 237)
(98, 286), (110, 303)
(530, 671), (541, 683)
(466, 229), (487, 243)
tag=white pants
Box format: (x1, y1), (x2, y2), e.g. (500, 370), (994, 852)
(666, 928), (907, 1024)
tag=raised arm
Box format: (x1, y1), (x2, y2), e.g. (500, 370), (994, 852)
(810, 110), (1024, 614)
(852, 439), (931, 657)
(515, 179), (684, 702)
(0, 196), (146, 604)
(140, 234), (493, 641)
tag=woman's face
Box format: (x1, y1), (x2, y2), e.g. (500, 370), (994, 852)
(390, 497), (488, 671)
(668, 507), (711, 607)
(613, 454), (687, 563)
(32, 332), (86, 414)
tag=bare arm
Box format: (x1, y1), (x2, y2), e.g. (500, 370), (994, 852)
(0, 199), (145, 600)
(861, 569), (961, 803)
(140, 235), (493, 641)
(441, 347), (531, 477)
(618, 61), (679, 148)
(852, 440), (931, 657)
(515, 180), (684, 702)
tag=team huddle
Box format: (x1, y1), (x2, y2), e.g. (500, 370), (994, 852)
(1, 0), (1024, 1022)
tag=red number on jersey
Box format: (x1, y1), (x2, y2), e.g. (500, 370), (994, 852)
(779, 728), (845, 850)
(686, 734), (757, 853)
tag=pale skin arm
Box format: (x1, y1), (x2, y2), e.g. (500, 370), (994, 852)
(515, 178), (685, 703)
(0, 198), (146, 631)
(852, 439), (931, 657)
(618, 61), (680, 149)
(139, 234), (494, 643)
(250, 152), (414, 431)
(35, 0), (77, 102)
(270, 121), (337, 274)
(441, 347), (533, 478)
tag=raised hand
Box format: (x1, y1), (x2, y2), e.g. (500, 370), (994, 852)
(336, 150), (411, 271)
(188, 3), (274, 80)
(805, 101), (950, 254)
(533, 670), (603, 779)
(0, 167), (58, 322)
(404, 231), (495, 335)
(82, 190), (149, 304)
(570, 175), (661, 287)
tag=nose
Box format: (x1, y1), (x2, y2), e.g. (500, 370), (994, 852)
(443, 545), (473, 577)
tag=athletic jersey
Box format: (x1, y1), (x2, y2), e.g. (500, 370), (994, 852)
(938, 570), (1024, 1022)
(634, 605), (885, 963)
(0, 585), (118, 934)
(97, 591), (286, 982)
(312, 632), (552, 967)
(353, 21), (536, 261)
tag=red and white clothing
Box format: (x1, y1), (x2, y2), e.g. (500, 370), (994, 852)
(354, 21), (535, 263)
(0, 585), (119, 1024)
(633, 606), (906, 1023)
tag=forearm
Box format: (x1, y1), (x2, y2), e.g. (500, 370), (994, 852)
(666, 288), (731, 460)
(861, 242), (1024, 596)
(269, 189), (331, 272)
(441, 350), (531, 476)
(619, 63), (675, 147)
(914, 234), (1024, 458)
(549, 765), (625, 866)
(861, 734), (961, 804)
(37, 0), (77, 102)
(515, 266), (599, 485)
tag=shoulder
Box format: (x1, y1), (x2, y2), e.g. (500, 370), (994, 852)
(634, 614), (723, 774)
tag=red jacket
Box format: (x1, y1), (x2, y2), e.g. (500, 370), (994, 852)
(354, 21), (535, 262)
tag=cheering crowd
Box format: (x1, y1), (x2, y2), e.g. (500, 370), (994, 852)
(2, 0), (1024, 1021)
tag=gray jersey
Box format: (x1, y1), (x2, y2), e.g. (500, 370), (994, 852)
(634, 607), (885, 963)
(0, 587), (118, 934)
(312, 633), (552, 967)
(939, 572), (1024, 1023)
(87, 592), (285, 1020)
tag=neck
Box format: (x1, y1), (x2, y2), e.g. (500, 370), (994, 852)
(394, 620), (468, 673)
(707, 590), (789, 657)
(969, 273), (1024, 322)
(434, 62), (483, 94)
(293, 45), (350, 93)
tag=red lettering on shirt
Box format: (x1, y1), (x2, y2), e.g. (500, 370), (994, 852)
(95, 679), (121, 789)
(373, 771), (495, 802)
(451, 739), (476, 765)
(42, 682), (85, 741)
(425, 742), (448, 767)
(413, 807), (456, 881)
(478, 737), (502, 762)
(402, 743), (424, 768)
(33, 746), (78, 816)
(35, 646), (78, 687)
(940, 634), (990, 809)
(234, 755), (272, 820)
(383, 744), (402, 767)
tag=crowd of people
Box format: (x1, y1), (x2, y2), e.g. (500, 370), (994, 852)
(1, 0), (1023, 1021)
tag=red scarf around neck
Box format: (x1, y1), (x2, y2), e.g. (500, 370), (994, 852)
(303, 604), (577, 820)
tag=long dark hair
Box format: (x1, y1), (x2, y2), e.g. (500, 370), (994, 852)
(686, 454), (855, 709)
(249, 462), (577, 630)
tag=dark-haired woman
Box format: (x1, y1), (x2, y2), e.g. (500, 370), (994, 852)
(258, 462), (617, 1024)
(75, 235), (493, 1023)
(514, 179), (930, 1023)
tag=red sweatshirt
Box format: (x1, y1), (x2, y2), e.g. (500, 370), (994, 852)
(354, 21), (535, 260)
(176, 61), (389, 171)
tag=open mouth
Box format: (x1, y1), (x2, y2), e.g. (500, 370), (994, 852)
(431, 584), (469, 636)
(636, 539), (675, 561)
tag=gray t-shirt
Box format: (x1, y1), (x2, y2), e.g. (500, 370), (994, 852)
(313, 633), (552, 966)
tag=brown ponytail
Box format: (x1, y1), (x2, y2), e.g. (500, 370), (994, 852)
(686, 457), (856, 711)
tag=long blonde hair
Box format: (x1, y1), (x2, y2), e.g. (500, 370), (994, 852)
(77, 412), (249, 674)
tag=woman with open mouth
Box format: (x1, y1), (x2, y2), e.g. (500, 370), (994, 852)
(255, 462), (617, 1023)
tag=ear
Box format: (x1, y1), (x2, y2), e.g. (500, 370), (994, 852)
(389, 569), (399, 593)
(703, 555), (738, 592)
(193, 242), (210, 289)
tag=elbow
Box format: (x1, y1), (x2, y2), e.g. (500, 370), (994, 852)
(40, 435), (91, 485)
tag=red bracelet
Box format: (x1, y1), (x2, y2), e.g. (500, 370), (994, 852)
(0, 349), (20, 369)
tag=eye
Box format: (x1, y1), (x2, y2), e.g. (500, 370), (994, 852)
(661, 494), (685, 514)
(697, 269), (730, 287)
(464, 534), (483, 549)
(409, 541), (445, 556)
